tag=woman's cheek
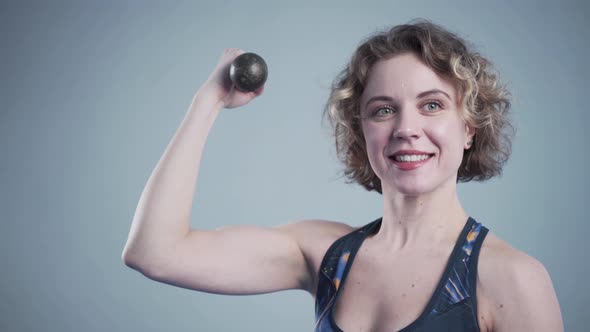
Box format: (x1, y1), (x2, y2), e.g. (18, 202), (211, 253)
(431, 122), (465, 166)
(363, 126), (389, 174)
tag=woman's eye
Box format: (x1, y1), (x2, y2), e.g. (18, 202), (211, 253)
(423, 102), (442, 112)
(375, 106), (395, 116)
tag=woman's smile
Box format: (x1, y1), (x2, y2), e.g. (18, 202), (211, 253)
(388, 150), (435, 171)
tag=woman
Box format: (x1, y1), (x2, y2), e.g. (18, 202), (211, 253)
(122, 21), (563, 331)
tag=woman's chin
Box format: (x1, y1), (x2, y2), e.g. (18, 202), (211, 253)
(384, 180), (437, 197)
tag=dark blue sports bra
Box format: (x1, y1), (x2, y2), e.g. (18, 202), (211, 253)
(314, 217), (488, 332)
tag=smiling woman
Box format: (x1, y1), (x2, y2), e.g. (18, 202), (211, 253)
(318, 20), (562, 332)
(325, 21), (514, 194)
(122, 19), (563, 332)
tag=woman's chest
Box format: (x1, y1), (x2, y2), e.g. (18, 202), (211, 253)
(331, 252), (450, 331)
(326, 252), (494, 332)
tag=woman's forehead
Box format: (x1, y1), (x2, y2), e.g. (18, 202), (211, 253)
(362, 54), (457, 103)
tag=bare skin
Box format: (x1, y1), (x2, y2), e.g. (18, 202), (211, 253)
(122, 49), (563, 331)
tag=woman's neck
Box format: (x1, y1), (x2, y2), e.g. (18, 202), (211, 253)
(374, 181), (468, 251)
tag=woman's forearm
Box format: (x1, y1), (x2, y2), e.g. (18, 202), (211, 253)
(122, 91), (223, 273)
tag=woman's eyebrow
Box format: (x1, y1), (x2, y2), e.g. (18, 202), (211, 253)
(364, 89), (452, 109)
(416, 89), (451, 100)
(364, 95), (395, 109)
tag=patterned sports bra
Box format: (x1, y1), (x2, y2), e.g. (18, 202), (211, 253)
(314, 217), (488, 332)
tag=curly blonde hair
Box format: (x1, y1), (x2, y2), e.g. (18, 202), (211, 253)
(324, 20), (515, 194)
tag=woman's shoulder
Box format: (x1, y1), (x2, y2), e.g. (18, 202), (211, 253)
(477, 231), (563, 330)
(275, 219), (357, 295)
(478, 231), (551, 296)
(277, 219), (358, 259)
(478, 231), (548, 285)
(277, 219), (356, 242)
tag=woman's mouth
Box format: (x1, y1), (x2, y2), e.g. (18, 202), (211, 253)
(389, 153), (434, 170)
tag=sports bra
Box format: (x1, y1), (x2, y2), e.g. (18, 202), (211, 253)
(314, 217), (488, 331)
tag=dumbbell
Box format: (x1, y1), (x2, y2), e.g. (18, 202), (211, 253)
(229, 52), (268, 92)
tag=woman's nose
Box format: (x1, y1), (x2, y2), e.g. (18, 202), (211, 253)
(393, 109), (422, 141)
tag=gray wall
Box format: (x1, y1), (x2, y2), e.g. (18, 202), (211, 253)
(2, 0), (588, 331)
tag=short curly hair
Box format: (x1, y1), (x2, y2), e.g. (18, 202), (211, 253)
(323, 20), (515, 194)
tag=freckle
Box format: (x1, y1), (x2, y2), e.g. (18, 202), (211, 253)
(499, 304), (504, 309)
(411, 284), (415, 288)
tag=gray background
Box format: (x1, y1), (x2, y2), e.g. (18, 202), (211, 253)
(2, 0), (588, 331)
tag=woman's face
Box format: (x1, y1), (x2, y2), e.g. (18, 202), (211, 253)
(360, 52), (474, 196)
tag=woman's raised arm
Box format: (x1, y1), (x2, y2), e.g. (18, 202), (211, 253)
(121, 49), (319, 295)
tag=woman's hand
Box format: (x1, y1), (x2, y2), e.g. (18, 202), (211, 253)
(198, 48), (265, 109)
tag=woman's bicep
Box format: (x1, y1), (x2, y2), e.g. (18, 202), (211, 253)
(141, 223), (312, 295)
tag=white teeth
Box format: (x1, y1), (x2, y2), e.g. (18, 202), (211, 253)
(394, 154), (431, 162)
